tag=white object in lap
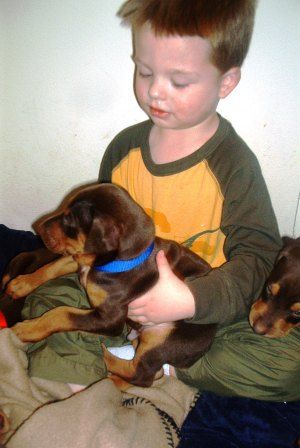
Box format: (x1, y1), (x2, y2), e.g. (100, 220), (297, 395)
(107, 345), (170, 375)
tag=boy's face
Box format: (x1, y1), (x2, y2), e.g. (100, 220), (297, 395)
(133, 24), (232, 131)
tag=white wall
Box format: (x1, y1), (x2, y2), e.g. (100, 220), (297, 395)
(1, 0), (299, 236)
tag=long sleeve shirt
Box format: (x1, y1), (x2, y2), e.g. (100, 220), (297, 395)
(99, 115), (281, 325)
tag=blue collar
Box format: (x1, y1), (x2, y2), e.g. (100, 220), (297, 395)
(94, 242), (155, 273)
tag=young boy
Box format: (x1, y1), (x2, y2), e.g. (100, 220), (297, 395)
(98, 0), (299, 400)
(101, 0), (270, 329)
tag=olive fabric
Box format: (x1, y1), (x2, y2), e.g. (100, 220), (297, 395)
(176, 320), (300, 401)
(22, 274), (128, 385)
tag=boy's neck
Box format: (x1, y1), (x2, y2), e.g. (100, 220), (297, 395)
(149, 113), (220, 164)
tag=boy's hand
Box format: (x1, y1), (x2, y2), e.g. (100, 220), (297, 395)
(128, 250), (195, 325)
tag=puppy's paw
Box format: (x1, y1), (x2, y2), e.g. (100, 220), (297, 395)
(5, 274), (38, 299)
(1, 273), (11, 292)
(12, 319), (44, 342)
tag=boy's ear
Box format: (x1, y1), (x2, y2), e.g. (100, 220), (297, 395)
(219, 67), (241, 99)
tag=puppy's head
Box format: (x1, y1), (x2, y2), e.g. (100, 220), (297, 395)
(249, 237), (300, 337)
(35, 183), (155, 264)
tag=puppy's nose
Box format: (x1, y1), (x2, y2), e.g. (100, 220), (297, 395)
(252, 319), (268, 335)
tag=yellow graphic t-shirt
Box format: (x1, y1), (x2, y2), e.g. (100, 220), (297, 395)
(111, 147), (226, 268)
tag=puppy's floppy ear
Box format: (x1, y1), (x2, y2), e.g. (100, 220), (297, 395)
(85, 215), (120, 254)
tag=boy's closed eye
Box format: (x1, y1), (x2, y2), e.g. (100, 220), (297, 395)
(171, 77), (192, 89)
(170, 69), (199, 87)
(138, 70), (152, 78)
(171, 82), (189, 89)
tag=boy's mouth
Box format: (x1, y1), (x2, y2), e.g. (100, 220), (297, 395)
(149, 106), (169, 118)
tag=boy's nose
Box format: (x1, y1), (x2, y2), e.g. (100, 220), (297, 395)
(148, 78), (166, 101)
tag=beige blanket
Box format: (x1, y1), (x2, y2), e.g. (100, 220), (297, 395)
(0, 329), (197, 447)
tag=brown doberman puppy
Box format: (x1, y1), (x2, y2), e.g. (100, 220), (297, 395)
(7, 183), (217, 387)
(249, 236), (300, 338)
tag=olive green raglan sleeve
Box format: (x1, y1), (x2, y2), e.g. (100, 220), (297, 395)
(99, 120), (151, 183)
(186, 158), (282, 326)
(98, 138), (117, 182)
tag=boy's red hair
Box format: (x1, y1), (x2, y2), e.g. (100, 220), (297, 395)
(118, 0), (257, 72)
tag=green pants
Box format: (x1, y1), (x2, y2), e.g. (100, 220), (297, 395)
(176, 320), (300, 401)
(23, 274), (128, 385)
(23, 275), (300, 400)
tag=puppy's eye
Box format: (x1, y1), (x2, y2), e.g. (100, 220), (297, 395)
(62, 213), (71, 224)
(290, 309), (300, 318)
(62, 213), (74, 228)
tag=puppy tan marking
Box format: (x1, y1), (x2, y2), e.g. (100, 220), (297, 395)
(86, 282), (108, 308)
(6, 255), (78, 299)
(102, 324), (174, 384)
(12, 307), (94, 342)
(250, 236), (300, 337)
(270, 282), (280, 295)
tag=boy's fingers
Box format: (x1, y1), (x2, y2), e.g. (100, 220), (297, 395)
(129, 251), (172, 314)
(127, 311), (154, 326)
(128, 297), (147, 310)
(156, 250), (172, 278)
(156, 250), (167, 266)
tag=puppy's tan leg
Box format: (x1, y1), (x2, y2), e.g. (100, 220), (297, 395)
(108, 374), (132, 391)
(6, 256), (78, 299)
(102, 344), (138, 379)
(102, 325), (173, 387)
(1, 273), (12, 290)
(12, 306), (94, 342)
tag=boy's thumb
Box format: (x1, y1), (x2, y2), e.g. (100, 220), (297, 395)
(156, 250), (172, 277)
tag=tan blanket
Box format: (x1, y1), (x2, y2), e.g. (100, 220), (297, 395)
(0, 329), (197, 447)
